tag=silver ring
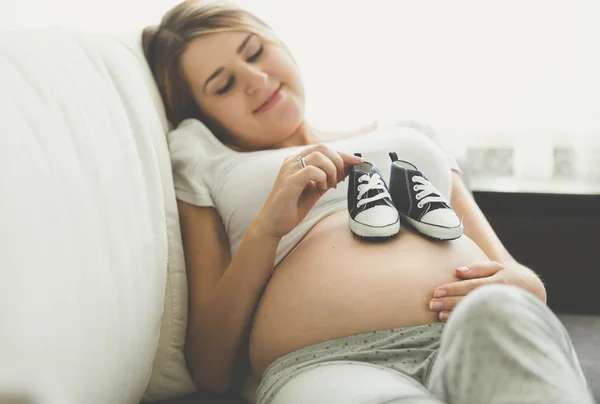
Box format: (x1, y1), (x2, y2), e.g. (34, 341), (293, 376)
(296, 155), (307, 168)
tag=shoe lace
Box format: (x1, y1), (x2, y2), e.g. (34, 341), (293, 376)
(357, 173), (391, 208)
(412, 176), (446, 209)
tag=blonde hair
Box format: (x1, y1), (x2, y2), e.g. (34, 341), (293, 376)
(142, 0), (289, 139)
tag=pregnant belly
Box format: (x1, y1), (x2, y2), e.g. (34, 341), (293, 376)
(248, 210), (489, 379)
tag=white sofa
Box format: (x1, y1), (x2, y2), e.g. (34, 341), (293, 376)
(0, 27), (211, 404)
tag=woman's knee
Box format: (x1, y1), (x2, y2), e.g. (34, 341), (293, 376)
(449, 284), (546, 328)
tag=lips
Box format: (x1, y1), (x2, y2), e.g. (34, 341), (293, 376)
(253, 84), (283, 114)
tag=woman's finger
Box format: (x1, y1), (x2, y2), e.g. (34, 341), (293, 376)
(455, 261), (505, 279)
(300, 143), (356, 183)
(316, 147), (346, 183)
(332, 150), (362, 181)
(433, 277), (490, 298)
(303, 151), (338, 189)
(439, 311), (451, 322)
(337, 150), (363, 165)
(300, 143), (364, 182)
(290, 165), (328, 194)
(429, 296), (463, 313)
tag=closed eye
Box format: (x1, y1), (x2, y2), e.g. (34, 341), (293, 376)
(216, 77), (235, 95)
(247, 46), (263, 63)
(215, 44), (263, 95)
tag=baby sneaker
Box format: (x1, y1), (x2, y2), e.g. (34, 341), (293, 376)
(347, 153), (400, 238)
(388, 152), (463, 241)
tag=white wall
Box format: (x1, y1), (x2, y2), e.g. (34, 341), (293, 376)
(2, 0), (599, 179)
(3, 0), (598, 134)
(246, 0), (600, 134)
(0, 0), (179, 33)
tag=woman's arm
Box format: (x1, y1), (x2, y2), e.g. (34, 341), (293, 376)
(450, 171), (547, 303)
(180, 146), (362, 393)
(179, 201), (280, 394)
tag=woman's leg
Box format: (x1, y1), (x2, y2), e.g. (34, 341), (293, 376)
(426, 284), (595, 404)
(271, 361), (445, 404)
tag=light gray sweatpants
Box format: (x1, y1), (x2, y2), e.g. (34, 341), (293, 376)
(260, 284), (595, 404)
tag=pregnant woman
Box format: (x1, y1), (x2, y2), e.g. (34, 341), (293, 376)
(143, 1), (595, 403)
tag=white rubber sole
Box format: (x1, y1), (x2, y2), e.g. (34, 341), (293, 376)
(400, 212), (463, 240)
(350, 217), (400, 238)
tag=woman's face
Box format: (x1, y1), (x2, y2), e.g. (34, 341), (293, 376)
(181, 30), (305, 150)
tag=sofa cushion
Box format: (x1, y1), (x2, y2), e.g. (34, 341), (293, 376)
(558, 314), (600, 402)
(0, 28), (194, 403)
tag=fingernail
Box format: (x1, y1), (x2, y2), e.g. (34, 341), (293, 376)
(458, 266), (470, 273)
(433, 289), (447, 298)
(440, 312), (449, 321)
(429, 300), (443, 310)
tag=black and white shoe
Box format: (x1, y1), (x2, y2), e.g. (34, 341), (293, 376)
(388, 152), (463, 240)
(348, 153), (400, 238)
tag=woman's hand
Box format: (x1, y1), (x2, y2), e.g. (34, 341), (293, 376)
(429, 261), (544, 322)
(253, 143), (362, 240)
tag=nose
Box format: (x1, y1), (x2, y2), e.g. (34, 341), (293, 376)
(241, 64), (268, 95)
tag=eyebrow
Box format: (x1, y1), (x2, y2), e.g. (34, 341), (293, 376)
(203, 33), (255, 93)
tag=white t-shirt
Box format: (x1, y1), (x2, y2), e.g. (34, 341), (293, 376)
(168, 118), (460, 266)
